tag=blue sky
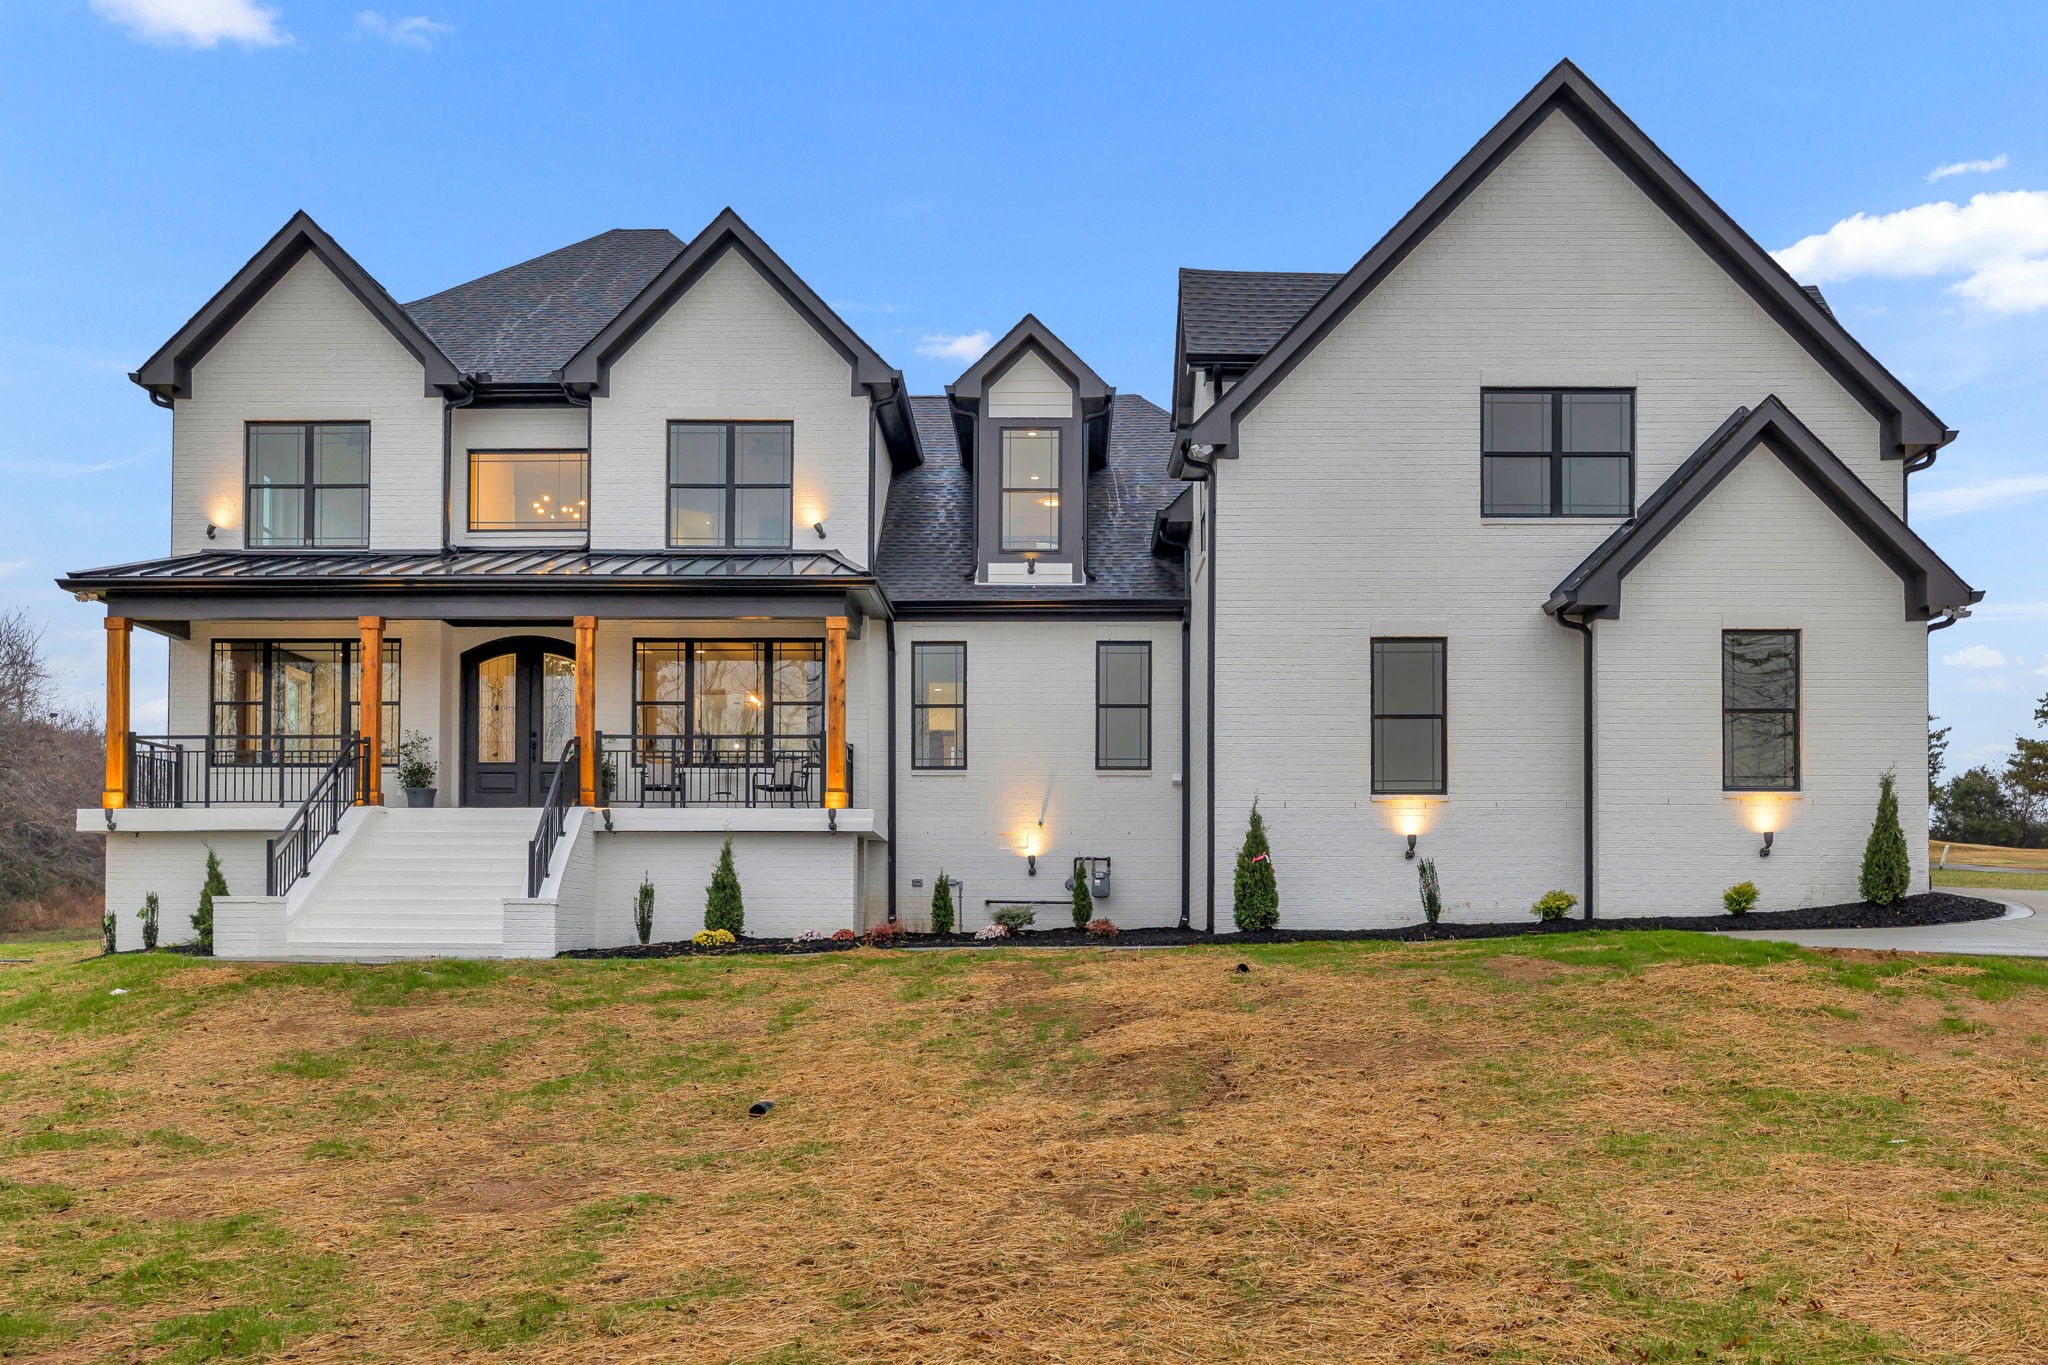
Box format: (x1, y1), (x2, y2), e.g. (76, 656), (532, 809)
(1, 1), (2042, 772)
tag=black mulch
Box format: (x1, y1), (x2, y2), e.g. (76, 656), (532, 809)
(557, 892), (2008, 959)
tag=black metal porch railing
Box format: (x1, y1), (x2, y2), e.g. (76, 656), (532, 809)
(128, 734), (367, 807)
(266, 736), (366, 897)
(527, 737), (579, 898)
(595, 734), (850, 809)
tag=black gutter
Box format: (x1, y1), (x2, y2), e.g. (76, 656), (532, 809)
(887, 600), (1186, 620)
(440, 377), (479, 555)
(886, 616), (899, 923)
(1179, 437), (1219, 934)
(1555, 613), (1595, 919)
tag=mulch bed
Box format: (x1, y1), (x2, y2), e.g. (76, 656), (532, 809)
(559, 891), (2009, 958)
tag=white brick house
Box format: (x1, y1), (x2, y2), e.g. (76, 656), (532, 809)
(65, 62), (1976, 956)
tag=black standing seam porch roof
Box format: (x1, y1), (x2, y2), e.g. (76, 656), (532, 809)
(58, 548), (874, 588)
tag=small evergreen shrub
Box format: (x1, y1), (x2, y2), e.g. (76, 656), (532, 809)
(930, 872), (955, 936)
(1085, 917), (1118, 939)
(633, 874), (655, 945)
(1859, 770), (1911, 908)
(1417, 858), (1442, 924)
(1070, 857), (1095, 929)
(992, 904), (1036, 933)
(192, 844), (227, 953)
(704, 835), (745, 937)
(100, 903), (117, 957)
(137, 892), (160, 950)
(1530, 890), (1577, 922)
(1232, 799), (1279, 932)
(1723, 880), (1760, 916)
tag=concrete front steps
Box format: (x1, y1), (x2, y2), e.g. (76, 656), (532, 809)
(285, 808), (540, 959)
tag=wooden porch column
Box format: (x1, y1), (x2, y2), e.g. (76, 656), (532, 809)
(357, 616), (384, 806)
(824, 616), (848, 810)
(575, 615), (598, 805)
(102, 617), (131, 810)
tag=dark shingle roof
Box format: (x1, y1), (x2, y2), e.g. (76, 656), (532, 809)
(874, 394), (1186, 606)
(1179, 268), (1342, 359)
(404, 229), (685, 382)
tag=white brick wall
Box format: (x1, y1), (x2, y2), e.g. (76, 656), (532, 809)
(105, 830), (275, 950)
(1204, 109), (1916, 929)
(893, 619), (1184, 931)
(173, 254), (443, 553)
(1595, 448), (1929, 913)
(450, 406), (591, 550)
(588, 250), (873, 562)
(589, 832), (859, 943)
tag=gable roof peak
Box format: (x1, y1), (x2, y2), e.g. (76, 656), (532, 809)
(946, 313), (1112, 404)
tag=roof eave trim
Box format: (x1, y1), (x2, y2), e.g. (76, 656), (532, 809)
(557, 208), (896, 399)
(946, 315), (1113, 404)
(1186, 60), (1948, 457)
(132, 210), (462, 401)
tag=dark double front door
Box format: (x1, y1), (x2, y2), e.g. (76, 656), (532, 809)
(461, 638), (576, 807)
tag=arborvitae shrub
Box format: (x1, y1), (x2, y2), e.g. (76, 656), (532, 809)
(1232, 800), (1279, 932)
(1070, 857), (1094, 929)
(192, 844), (227, 953)
(704, 835), (745, 936)
(634, 873), (655, 945)
(930, 872), (954, 936)
(1418, 858), (1442, 924)
(1859, 770), (1911, 907)
(137, 892), (160, 950)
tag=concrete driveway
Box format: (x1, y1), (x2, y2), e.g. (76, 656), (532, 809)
(1725, 888), (2048, 957)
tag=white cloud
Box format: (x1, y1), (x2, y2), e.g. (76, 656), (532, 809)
(916, 331), (992, 363)
(1973, 600), (2048, 620)
(1943, 643), (2011, 670)
(1772, 190), (2048, 314)
(0, 559), (26, 579)
(91, 0), (288, 48)
(1913, 472), (2048, 519)
(1929, 154), (2008, 183)
(354, 11), (452, 49)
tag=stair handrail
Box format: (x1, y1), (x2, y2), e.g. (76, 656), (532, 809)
(527, 737), (580, 898)
(266, 735), (366, 897)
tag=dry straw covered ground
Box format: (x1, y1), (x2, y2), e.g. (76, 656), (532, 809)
(3, 930), (2048, 1362)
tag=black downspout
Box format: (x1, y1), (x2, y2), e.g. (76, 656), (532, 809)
(562, 382), (592, 550)
(1178, 594), (1192, 929)
(885, 617), (899, 923)
(1178, 441), (1219, 934)
(441, 379), (479, 554)
(1557, 613), (1595, 919)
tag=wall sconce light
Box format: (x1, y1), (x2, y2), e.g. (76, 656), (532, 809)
(205, 522), (218, 540)
(1023, 552), (1038, 575)
(1027, 854), (1037, 876)
(1404, 834), (1417, 860)
(813, 521), (827, 540)
(1759, 831), (1774, 858)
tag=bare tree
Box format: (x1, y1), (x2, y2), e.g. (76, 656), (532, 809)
(0, 609), (102, 915)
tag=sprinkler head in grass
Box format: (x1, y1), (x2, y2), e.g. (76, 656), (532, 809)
(748, 1101), (774, 1116)
(1234, 963), (1249, 974)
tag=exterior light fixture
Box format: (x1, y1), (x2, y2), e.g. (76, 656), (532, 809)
(813, 521), (827, 540)
(1405, 834), (1417, 860)
(1023, 552), (1038, 576)
(1759, 831), (1774, 858)
(204, 522), (218, 540)
(1027, 854), (1037, 876)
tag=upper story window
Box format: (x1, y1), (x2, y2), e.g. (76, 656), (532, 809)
(1096, 642), (1151, 770)
(912, 642), (966, 769)
(469, 449), (588, 532)
(668, 422), (793, 549)
(246, 422), (369, 548)
(1480, 390), (1633, 518)
(1723, 630), (1799, 791)
(1000, 428), (1061, 552)
(1372, 638), (1446, 795)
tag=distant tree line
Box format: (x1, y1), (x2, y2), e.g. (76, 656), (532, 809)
(1930, 692), (2048, 848)
(0, 609), (102, 923)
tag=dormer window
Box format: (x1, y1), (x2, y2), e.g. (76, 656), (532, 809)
(668, 421), (794, 549)
(1000, 428), (1061, 551)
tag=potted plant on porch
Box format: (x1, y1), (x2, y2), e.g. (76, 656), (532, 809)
(394, 730), (437, 808)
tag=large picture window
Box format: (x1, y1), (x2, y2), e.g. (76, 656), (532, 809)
(1723, 631), (1799, 790)
(1372, 638), (1446, 795)
(912, 643), (966, 769)
(1480, 390), (1633, 518)
(468, 449), (589, 531)
(1000, 427), (1061, 551)
(246, 422), (370, 548)
(210, 639), (399, 763)
(632, 640), (822, 759)
(668, 422), (793, 548)
(1096, 642), (1151, 770)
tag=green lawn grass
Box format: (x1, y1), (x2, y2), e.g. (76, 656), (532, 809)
(1934, 868), (2048, 891)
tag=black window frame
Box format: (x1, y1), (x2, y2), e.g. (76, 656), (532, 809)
(998, 426), (1062, 553)
(1722, 629), (1801, 792)
(1371, 637), (1448, 796)
(244, 421), (371, 549)
(1095, 641), (1152, 771)
(1479, 388), (1635, 519)
(911, 642), (968, 771)
(630, 638), (824, 758)
(665, 420), (794, 550)
(466, 446), (591, 533)
(208, 638), (400, 764)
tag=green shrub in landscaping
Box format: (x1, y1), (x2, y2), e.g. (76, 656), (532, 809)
(930, 872), (954, 935)
(1859, 770), (1911, 908)
(1530, 889), (1577, 922)
(1418, 858), (1442, 924)
(633, 874), (655, 945)
(192, 844), (226, 953)
(1723, 880), (1760, 916)
(704, 836), (744, 937)
(992, 904), (1036, 933)
(1071, 857), (1094, 929)
(137, 892), (160, 950)
(1232, 799), (1279, 932)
